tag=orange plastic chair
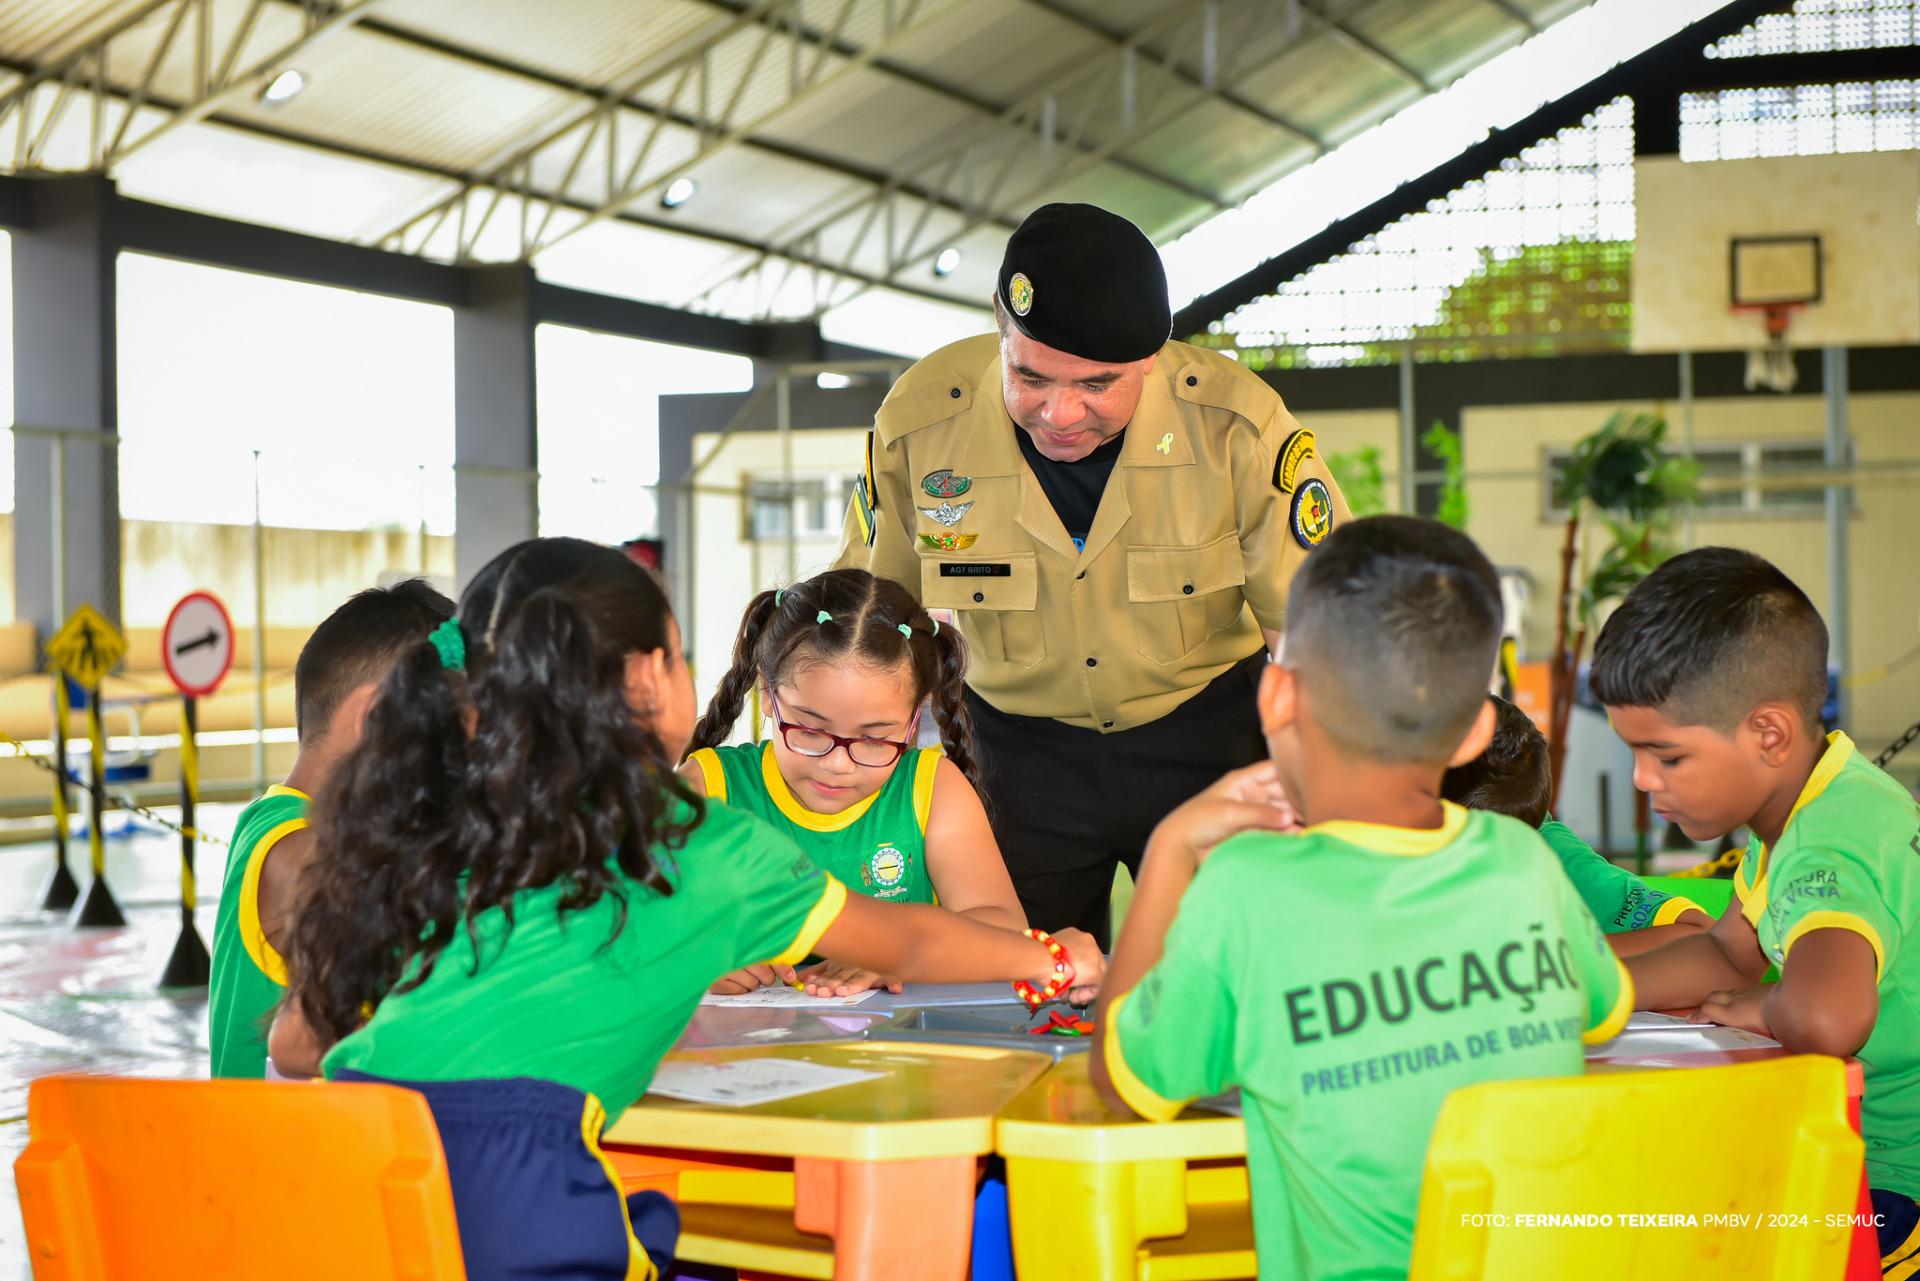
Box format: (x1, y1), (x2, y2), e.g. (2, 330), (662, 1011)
(1409, 1056), (1862, 1280)
(16, 1075), (465, 1280)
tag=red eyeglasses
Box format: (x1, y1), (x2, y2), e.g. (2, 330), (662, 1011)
(766, 693), (918, 767)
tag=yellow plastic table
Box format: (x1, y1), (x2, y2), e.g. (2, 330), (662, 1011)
(606, 1041), (1051, 1281)
(995, 1054), (1253, 1281)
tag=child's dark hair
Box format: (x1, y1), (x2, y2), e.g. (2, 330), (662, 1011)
(689, 568), (981, 782)
(1441, 695), (1552, 828)
(295, 579), (455, 745)
(1590, 547), (1827, 732)
(284, 537), (701, 1049)
(1284, 515), (1502, 763)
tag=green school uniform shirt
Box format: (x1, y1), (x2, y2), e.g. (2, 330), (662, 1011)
(1539, 818), (1707, 932)
(1735, 731), (1920, 1198)
(689, 740), (940, 905)
(321, 802), (847, 1120)
(208, 785), (311, 1079)
(1107, 804), (1631, 1280)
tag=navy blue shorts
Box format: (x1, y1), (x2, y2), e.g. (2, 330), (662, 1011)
(1879, 1187), (1920, 1277)
(337, 1071), (678, 1281)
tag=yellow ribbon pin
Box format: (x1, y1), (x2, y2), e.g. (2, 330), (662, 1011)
(1155, 432), (1174, 455)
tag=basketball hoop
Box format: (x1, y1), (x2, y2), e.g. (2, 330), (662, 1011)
(1728, 233), (1822, 395)
(1732, 300), (1805, 393)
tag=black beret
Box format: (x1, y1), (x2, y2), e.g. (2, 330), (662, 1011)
(996, 203), (1171, 363)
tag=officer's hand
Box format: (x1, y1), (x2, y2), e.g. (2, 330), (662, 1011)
(708, 963), (797, 996)
(797, 960), (902, 997)
(1154, 761), (1301, 867)
(1050, 927), (1106, 1005)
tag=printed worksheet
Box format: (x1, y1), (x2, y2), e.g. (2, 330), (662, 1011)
(699, 986), (880, 1008)
(647, 1058), (882, 1106)
(1586, 1010), (1782, 1057)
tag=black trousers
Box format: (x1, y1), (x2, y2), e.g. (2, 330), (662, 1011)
(967, 652), (1268, 949)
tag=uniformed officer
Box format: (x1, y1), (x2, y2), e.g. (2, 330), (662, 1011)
(836, 202), (1350, 945)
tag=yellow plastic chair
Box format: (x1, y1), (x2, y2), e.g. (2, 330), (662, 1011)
(1409, 1056), (1862, 1281)
(16, 1075), (465, 1281)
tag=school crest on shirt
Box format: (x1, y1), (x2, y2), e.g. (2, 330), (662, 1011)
(864, 843), (909, 897)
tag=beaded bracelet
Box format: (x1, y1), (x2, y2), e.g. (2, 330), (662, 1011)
(1012, 928), (1075, 1008)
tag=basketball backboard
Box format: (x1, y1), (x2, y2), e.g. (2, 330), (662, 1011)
(1632, 151), (1920, 354)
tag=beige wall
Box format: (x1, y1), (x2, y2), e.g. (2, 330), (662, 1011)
(1464, 390), (1920, 754)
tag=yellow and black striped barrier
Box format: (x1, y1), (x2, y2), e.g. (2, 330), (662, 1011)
(39, 676), (79, 911)
(159, 696), (211, 987)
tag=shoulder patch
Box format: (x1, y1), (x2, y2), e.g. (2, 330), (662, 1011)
(1290, 478), (1334, 550)
(876, 375), (972, 446)
(1273, 428), (1315, 494)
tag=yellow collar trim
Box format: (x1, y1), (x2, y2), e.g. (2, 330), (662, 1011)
(1749, 731), (1855, 885)
(761, 740), (885, 832)
(265, 784), (311, 801)
(1305, 801), (1469, 856)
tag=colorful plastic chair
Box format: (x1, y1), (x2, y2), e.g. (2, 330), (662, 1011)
(16, 1075), (465, 1280)
(1409, 1056), (1862, 1280)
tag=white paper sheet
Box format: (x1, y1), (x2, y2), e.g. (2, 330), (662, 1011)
(647, 1058), (882, 1106)
(1587, 1011), (1781, 1058)
(699, 986), (879, 1008)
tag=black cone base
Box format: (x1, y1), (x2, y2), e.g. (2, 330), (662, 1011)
(71, 877), (126, 929)
(159, 923), (211, 989)
(39, 859), (79, 912)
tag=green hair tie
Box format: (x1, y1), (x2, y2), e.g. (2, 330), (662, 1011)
(429, 618), (466, 672)
(816, 610), (833, 624)
(897, 624), (912, 639)
(775, 589), (785, 607)
(931, 619), (940, 636)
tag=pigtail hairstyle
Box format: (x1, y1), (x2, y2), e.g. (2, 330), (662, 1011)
(284, 537), (702, 1049)
(687, 568), (983, 786)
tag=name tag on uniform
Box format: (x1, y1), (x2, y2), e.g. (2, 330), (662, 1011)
(938, 563), (1011, 577)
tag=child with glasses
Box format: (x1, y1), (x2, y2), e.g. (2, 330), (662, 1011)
(686, 568), (1065, 997)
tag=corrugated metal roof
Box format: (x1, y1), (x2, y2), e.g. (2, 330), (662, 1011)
(0, 0), (1604, 320)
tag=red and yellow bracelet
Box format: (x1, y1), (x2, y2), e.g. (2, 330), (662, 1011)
(1012, 928), (1076, 1008)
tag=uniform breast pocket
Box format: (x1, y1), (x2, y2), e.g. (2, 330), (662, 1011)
(921, 554), (1044, 671)
(1127, 534), (1248, 665)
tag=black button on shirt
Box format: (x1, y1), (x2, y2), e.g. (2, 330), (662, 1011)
(1015, 426), (1124, 553)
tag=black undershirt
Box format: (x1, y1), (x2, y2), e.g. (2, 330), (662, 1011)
(1015, 427), (1125, 553)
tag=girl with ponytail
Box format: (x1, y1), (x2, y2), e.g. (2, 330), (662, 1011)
(686, 568), (1074, 998)
(271, 540), (1099, 1281)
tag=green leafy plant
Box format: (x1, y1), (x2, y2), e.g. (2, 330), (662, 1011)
(1546, 411), (1699, 808)
(1326, 445), (1389, 517)
(1422, 422), (1469, 530)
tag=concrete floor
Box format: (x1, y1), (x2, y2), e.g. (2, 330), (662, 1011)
(0, 805), (242, 1279)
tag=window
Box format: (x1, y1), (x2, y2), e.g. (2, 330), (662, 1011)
(1681, 79), (1919, 160)
(1544, 440), (1829, 518)
(1204, 98), (1635, 369)
(744, 474), (858, 542)
(1707, 0), (1920, 58)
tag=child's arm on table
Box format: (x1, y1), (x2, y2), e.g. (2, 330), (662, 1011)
(1625, 893), (1769, 1009)
(1692, 927), (1878, 1054)
(268, 1001), (325, 1079)
(804, 759), (1025, 995)
(1091, 761), (1297, 1114)
(807, 895), (1104, 997)
(1607, 908), (1715, 958)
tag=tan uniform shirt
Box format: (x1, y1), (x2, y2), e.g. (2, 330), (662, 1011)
(835, 333), (1350, 732)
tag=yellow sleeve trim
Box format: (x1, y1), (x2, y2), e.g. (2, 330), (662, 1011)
(689, 748), (727, 803)
(912, 747), (941, 834)
(1652, 896), (1707, 928)
(1102, 990), (1191, 1123)
(1782, 910), (1887, 984)
(1582, 956), (1635, 1045)
(237, 816), (310, 987)
(769, 875), (850, 967)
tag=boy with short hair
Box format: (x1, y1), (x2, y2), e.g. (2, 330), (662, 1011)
(1091, 516), (1631, 1279)
(1591, 547), (1920, 1268)
(1443, 693), (1713, 955)
(209, 579), (454, 1078)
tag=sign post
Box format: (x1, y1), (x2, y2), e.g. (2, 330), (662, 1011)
(159, 591), (234, 988)
(46, 604), (128, 929)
